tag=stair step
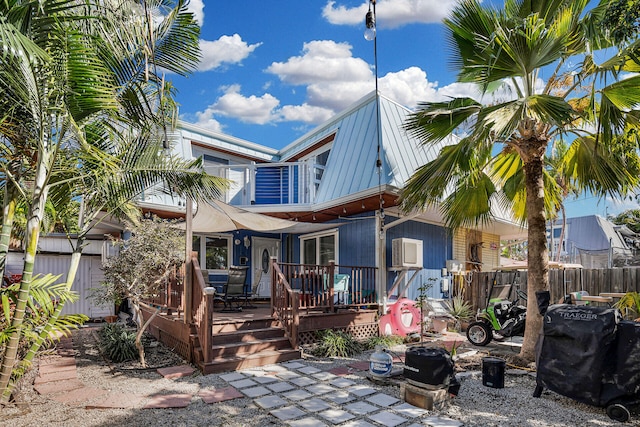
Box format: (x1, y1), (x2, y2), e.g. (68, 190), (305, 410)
(211, 337), (291, 358)
(200, 348), (302, 374)
(212, 318), (280, 334)
(212, 327), (285, 345)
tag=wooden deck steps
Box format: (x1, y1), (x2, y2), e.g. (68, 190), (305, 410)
(195, 313), (301, 375)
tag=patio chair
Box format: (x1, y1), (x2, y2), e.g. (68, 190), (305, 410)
(219, 266), (249, 312)
(324, 273), (350, 305)
(240, 269), (263, 309)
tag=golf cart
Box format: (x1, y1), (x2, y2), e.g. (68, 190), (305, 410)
(466, 267), (527, 346)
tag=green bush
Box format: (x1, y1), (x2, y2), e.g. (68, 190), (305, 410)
(99, 323), (138, 363)
(312, 329), (363, 358)
(363, 334), (405, 350)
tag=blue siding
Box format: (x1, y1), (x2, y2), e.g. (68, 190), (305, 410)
(386, 217), (452, 300)
(337, 213), (377, 266)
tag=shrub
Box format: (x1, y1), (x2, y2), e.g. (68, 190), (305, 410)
(363, 335), (405, 350)
(99, 323), (138, 363)
(312, 329), (363, 358)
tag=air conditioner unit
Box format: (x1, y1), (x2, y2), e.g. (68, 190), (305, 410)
(392, 238), (423, 268)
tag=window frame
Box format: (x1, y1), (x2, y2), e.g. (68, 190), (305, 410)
(193, 233), (233, 273)
(299, 228), (339, 265)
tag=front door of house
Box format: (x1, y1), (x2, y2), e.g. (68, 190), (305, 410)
(252, 237), (280, 298)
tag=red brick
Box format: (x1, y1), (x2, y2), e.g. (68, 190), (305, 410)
(199, 387), (243, 404)
(143, 393), (193, 409)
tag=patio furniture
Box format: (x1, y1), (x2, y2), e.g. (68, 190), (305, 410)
(219, 266), (249, 312)
(240, 269), (263, 309)
(324, 273), (350, 305)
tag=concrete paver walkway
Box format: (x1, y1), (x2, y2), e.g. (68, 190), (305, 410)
(34, 334), (463, 426)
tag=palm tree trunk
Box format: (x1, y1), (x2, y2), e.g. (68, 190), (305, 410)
(0, 159), (50, 402)
(520, 155), (549, 362)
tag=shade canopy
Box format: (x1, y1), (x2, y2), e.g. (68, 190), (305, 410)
(180, 199), (340, 234)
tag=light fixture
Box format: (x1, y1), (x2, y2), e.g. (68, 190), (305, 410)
(364, 1), (376, 41)
(343, 208), (347, 214)
(312, 214), (316, 221)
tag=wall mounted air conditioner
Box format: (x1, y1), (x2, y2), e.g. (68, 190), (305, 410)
(392, 238), (423, 268)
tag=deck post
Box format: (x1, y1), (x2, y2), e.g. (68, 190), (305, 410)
(203, 293), (213, 363)
(328, 260), (335, 312)
(184, 196), (193, 324)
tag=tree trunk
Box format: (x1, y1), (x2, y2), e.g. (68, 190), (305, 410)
(520, 155), (549, 362)
(0, 170), (49, 401)
(555, 205), (567, 263)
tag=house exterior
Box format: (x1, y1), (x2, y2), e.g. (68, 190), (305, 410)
(548, 215), (640, 268)
(138, 91), (525, 307)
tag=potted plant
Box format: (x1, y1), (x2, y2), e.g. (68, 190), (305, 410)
(445, 295), (474, 332)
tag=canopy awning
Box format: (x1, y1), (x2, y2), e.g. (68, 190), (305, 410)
(180, 199), (341, 234)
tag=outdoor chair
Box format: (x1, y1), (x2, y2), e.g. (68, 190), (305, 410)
(219, 266), (249, 312)
(324, 273), (350, 305)
(240, 268), (263, 309)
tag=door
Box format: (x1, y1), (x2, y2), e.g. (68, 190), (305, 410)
(252, 237), (280, 298)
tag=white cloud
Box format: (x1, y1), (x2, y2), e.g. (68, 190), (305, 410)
(266, 40), (371, 85)
(280, 104), (335, 123)
(198, 34), (261, 72)
(194, 110), (224, 133)
(207, 85), (280, 125)
(185, 0), (204, 26)
(323, 0), (459, 28)
(378, 67), (440, 106)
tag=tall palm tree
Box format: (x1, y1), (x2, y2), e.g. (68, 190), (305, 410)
(0, 0), (220, 400)
(402, 0), (640, 361)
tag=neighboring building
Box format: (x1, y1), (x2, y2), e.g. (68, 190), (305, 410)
(548, 215), (640, 267)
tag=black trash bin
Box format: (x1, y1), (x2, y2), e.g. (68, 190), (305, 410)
(482, 357), (505, 389)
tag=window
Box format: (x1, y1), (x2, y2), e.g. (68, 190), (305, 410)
(301, 230), (338, 265)
(312, 149), (331, 192)
(193, 234), (231, 271)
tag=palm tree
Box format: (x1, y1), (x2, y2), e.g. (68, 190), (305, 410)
(0, 0), (221, 400)
(402, 0), (640, 361)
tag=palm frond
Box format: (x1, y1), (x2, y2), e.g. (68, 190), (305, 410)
(404, 98), (482, 144)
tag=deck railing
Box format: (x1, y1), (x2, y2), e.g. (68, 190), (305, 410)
(275, 261), (377, 311)
(191, 256), (213, 364)
(147, 266), (183, 314)
(271, 258), (299, 349)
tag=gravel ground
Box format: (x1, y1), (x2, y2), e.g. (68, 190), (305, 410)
(2, 327), (638, 427)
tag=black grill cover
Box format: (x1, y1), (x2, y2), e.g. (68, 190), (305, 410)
(614, 320), (640, 396)
(536, 305), (619, 406)
(404, 346), (454, 387)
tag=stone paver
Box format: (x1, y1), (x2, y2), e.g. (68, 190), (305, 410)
(341, 421), (377, 427)
(298, 397), (332, 412)
(34, 378), (84, 395)
(286, 417), (329, 426)
(367, 410), (407, 427)
(282, 389), (313, 401)
(312, 371), (337, 381)
(319, 408), (356, 424)
(229, 378), (258, 389)
(366, 393), (399, 407)
(277, 371), (301, 380)
(282, 361), (307, 370)
(143, 393), (192, 409)
(393, 402), (428, 418)
(199, 386), (243, 404)
(306, 383), (337, 395)
(35, 369), (77, 384)
(220, 372), (245, 382)
(270, 405), (307, 421)
(241, 385), (271, 398)
(328, 366), (351, 376)
(253, 375), (279, 384)
(325, 390), (355, 404)
(297, 366), (321, 375)
(422, 416), (464, 427)
(267, 381), (296, 393)
(330, 377), (356, 388)
(347, 361), (370, 371)
(290, 376), (316, 387)
(254, 395), (288, 410)
(344, 401), (379, 415)
(50, 386), (108, 405)
(350, 385), (377, 397)
(157, 365), (195, 379)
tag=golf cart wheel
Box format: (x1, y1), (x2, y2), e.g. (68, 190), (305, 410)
(466, 321), (492, 346)
(606, 403), (630, 422)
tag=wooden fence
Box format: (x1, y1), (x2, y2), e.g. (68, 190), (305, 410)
(466, 267), (640, 312)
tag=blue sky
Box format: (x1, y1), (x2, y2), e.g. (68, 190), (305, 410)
(169, 0), (637, 219)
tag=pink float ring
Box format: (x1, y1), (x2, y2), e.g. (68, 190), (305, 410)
(389, 298), (421, 336)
